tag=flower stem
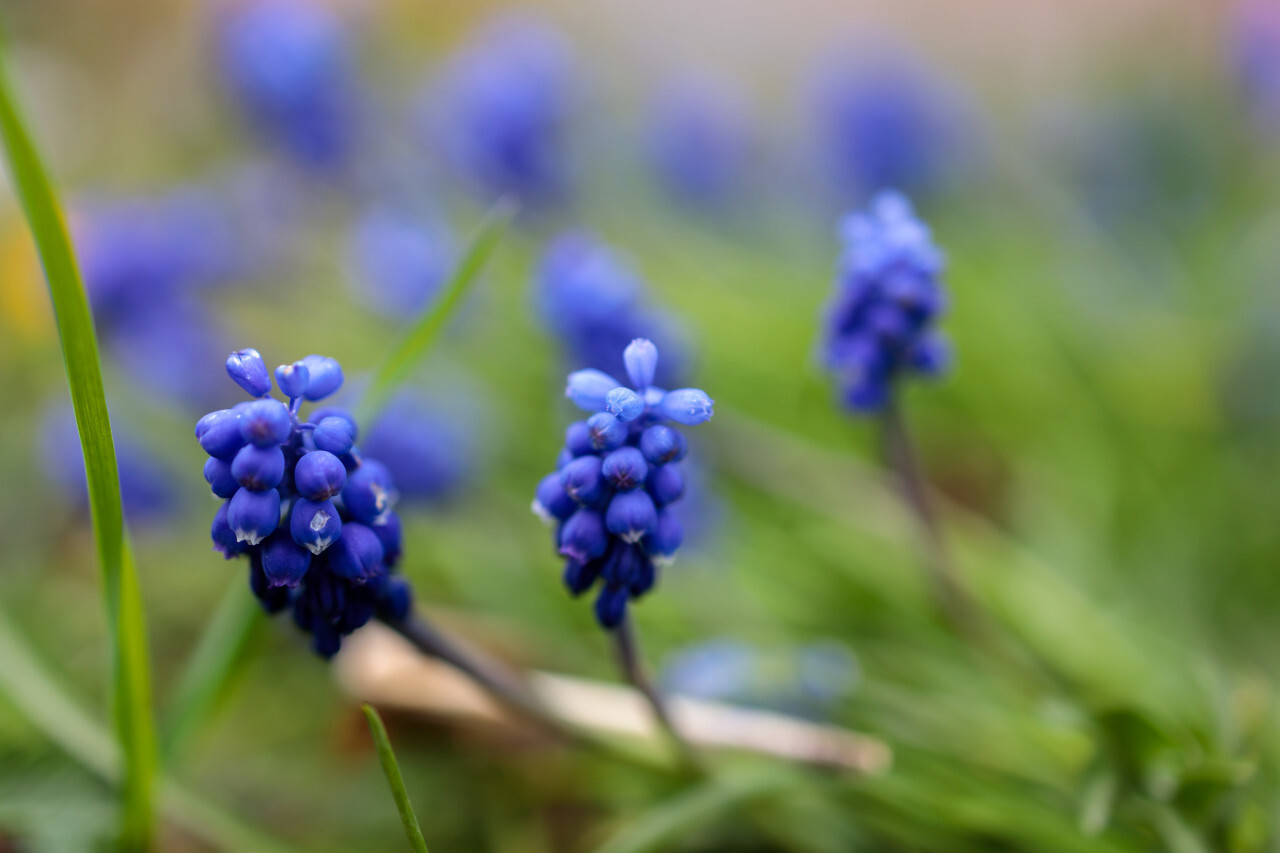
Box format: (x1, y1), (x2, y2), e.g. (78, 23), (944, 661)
(880, 393), (977, 635)
(612, 614), (704, 776)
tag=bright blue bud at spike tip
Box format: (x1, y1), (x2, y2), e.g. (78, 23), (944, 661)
(533, 339), (714, 629)
(195, 348), (414, 659)
(821, 191), (951, 414)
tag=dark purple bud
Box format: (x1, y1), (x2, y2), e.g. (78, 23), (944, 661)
(371, 511), (402, 568)
(274, 361), (310, 399)
(563, 558), (600, 596)
(309, 407), (359, 441)
(228, 487), (281, 546)
(558, 509), (608, 563)
(344, 459), (397, 524)
(231, 444), (286, 491)
(586, 412), (627, 451)
(226, 348), (272, 397)
(290, 497), (341, 555)
(312, 416), (355, 455)
(645, 509), (684, 563)
(211, 501), (248, 558)
(629, 557), (656, 597)
(565, 421), (594, 457)
(639, 425), (686, 465)
(197, 409), (246, 460)
(594, 584), (629, 628)
(294, 450), (347, 500)
(646, 463), (685, 507)
(559, 455), (609, 506)
(533, 472), (577, 523)
(204, 457), (239, 499)
(328, 522), (385, 580)
(248, 552), (291, 613)
(300, 354), (344, 400)
(606, 489), (658, 543)
(601, 446), (648, 491)
(601, 541), (646, 586)
(261, 529), (312, 587)
(311, 623), (342, 659)
(376, 575), (413, 621)
(238, 399), (291, 447)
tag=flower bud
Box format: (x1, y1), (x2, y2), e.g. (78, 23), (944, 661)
(533, 472), (577, 523)
(310, 407), (359, 441)
(558, 509), (608, 563)
(261, 529), (312, 587)
(328, 522), (385, 580)
(646, 463), (685, 507)
(226, 348), (272, 397)
(606, 489), (658, 543)
(344, 459), (397, 524)
(559, 455), (609, 506)
(228, 487), (281, 546)
(204, 457), (239, 499)
(623, 338), (659, 390)
(238, 399), (291, 447)
(275, 361), (310, 399)
(376, 575), (413, 621)
(645, 509), (683, 563)
(290, 497), (341, 555)
(312, 416), (355, 455)
(231, 444), (286, 491)
(294, 450), (347, 500)
(300, 354), (344, 400)
(371, 511), (402, 568)
(605, 387), (644, 422)
(197, 409), (246, 460)
(657, 388), (714, 425)
(563, 558), (600, 596)
(565, 369), (620, 412)
(248, 552), (291, 613)
(601, 446), (647, 491)
(639, 425), (687, 465)
(594, 584), (629, 628)
(211, 501), (249, 558)
(564, 421), (594, 457)
(586, 412), (626, 451)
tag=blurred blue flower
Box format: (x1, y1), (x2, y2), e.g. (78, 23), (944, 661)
(346, 205), (455, 318)
(361, 391), (474, 504)
(660, 639), (859, 719)
(42, 405), (178, 523)
(217, 0), (360, 171)
(196, 349), (413, 659)
(421, 14), (574, 204)
(810, 49), (967, 202)
(533, 340), (713, 629)
(536, 231), (687, 386)
(822, 191), (950, 412)
(1231, 0), (1280, 134)
(646, 76), (753, 209)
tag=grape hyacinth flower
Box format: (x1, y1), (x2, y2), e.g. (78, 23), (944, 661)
(196, 348), (411, 658)
(822, 191), (949, 412)
(1231, 0), (1280, 135)
(217, 0), (359, 172)
(533, 339), (713, 629)
(537, 231), (686, 387)
(421, 14), (574, 204)
(346, 205), (455, 318)
(647, 76), (753, 209)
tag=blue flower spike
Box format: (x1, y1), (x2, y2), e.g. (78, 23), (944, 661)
(196, 348), (416, 658)
(822, 191), (950, 412)
(534, 339), (713, 628)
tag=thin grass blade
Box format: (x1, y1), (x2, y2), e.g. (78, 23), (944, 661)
(362, 704), (430, 853)
(356, 197), (516, 425)
(0, 45), (156, 849)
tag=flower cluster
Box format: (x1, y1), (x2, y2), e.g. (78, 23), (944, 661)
(646, 76), (752, 209)
(822, 191), (950, 412)
(197, 349), (410, 658)
(537, 231), (685, 387)
(533, 340), (713, 629)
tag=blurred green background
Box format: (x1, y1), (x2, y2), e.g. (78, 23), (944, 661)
(1, 0), (1280, 850)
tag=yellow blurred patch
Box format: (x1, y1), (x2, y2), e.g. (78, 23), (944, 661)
(0, 214), (53, 340)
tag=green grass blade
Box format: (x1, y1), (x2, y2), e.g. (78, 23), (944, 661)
(160, 578), (263, 762)
(361, 704), (430, 853)
(0, 48), (156, 849)
(0, 608), (293, 853)
(355, 197), (516, 425)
